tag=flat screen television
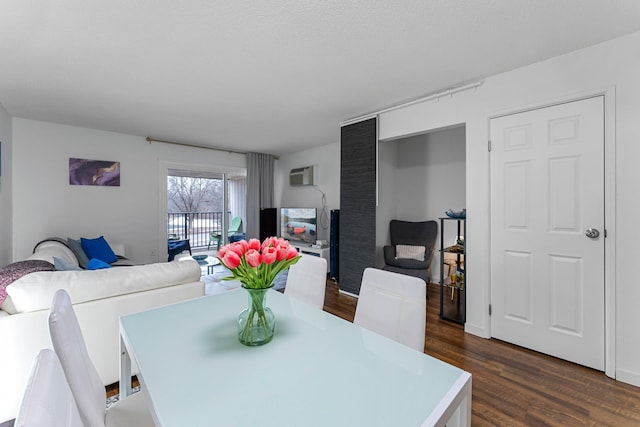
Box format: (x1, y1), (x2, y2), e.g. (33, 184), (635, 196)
(280, 207), (317, 244)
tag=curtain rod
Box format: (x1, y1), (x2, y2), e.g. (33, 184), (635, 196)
(340, 81), (483, 127)
(146, 137), (279, 160)
(146, 136), (246, 156)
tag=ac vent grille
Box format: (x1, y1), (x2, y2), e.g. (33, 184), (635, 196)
(289, 166), (314, 186)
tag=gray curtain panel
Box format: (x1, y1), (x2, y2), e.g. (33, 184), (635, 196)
(246, 152), (275, 239)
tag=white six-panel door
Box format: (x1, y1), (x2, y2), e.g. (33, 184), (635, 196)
(490, 96), (605, 370)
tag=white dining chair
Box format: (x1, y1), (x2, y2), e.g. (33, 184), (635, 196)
(284, 253), (327, 309)
(353, 267), (427, 351)
(14, 348), (83, 427)
(48, 289), (154, 427)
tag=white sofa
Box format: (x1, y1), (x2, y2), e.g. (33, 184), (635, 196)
(0, 239), (205, 422)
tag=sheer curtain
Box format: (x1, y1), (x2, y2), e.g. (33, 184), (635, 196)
(246, 152), (274, 239)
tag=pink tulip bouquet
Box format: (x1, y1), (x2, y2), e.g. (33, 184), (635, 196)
(218, 237), (301, 345)
(217, 237), (301, 289)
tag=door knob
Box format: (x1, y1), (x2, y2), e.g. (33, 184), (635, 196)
(585, 228), (600, 239)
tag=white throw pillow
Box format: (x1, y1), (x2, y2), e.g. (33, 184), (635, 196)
(395, 245), (426, 261)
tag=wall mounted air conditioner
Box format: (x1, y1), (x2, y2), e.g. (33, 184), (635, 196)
(289, 166), (314, 186)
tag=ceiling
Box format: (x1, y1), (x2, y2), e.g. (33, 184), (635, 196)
(1, 1), (640, 156)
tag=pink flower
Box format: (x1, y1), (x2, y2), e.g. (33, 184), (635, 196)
(248, 238), (261, 251)
(262, 247), (277, 264)
(217, 245), (229, 259)
(245, 249), (262, 268)
(261, 236), (277, 251)
(229, 242), (246, 257)
(286, 246), (299, 260)
(216, 236), (301, 290)
(222, 251), (241, 269)
(275, 247), (287, 262)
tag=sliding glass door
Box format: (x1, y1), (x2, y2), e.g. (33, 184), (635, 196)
(167, 168), (246, 251)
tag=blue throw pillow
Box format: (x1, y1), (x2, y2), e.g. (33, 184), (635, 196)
(67, 237), (91, 269)
(87, 258), (112, 270)
(81, 236), (117, 264)
(53, 257), (82, 271)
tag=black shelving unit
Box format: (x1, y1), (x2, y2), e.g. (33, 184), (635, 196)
(439, 217), (466, 324)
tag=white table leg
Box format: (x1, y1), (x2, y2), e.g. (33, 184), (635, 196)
(425, 372), (472, 427)
(451, 375), (472, 427)
(119, 334), (132, 397)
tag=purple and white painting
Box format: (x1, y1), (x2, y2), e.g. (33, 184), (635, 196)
(69, 158), (120, 186)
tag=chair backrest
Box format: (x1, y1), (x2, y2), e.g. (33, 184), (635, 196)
(15, 349), (84, 427)
(389, 220), (438, 259)
(285, 254), (327, 309)
(49, 289), (107, 427)
(354, 268), (426, 351)
(229, 216), (243, 233)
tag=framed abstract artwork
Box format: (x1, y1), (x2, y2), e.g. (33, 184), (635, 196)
(69, 157), (120, 186)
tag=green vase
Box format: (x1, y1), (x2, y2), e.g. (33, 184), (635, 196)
(237, 286), (275, 346)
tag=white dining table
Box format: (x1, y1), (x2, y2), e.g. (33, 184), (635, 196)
(119, 288), (471, 426)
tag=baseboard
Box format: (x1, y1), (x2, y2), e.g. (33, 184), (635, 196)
(338, 289), (359, 298)
(616, 368), (640, 387)
(464, 322), (489, 339)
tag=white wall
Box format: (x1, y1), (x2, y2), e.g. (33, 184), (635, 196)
(376, 139), (398, 267)
(276, 141), (340, 243)
(12, 119), (246, 264)
(378, 31), (640, 386)
(0, 103), (12, 266)
(394, 127), (466, 220)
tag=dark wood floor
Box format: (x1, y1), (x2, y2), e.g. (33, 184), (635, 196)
(108, 281), (640, 426)
(324, 281), (640, 426)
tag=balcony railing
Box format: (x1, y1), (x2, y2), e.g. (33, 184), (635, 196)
(167, 211), (229, 249)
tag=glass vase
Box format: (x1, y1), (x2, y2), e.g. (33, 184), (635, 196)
(237, 286), (275, 346)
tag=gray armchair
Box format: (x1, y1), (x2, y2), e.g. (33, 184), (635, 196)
(382, 220), (438, 283)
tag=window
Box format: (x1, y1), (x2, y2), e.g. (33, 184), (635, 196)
(167, 169), (246, 250)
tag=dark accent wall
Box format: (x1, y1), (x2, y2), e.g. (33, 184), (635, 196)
(330, 209), (340, 281)
(339, 118), (377, 295)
